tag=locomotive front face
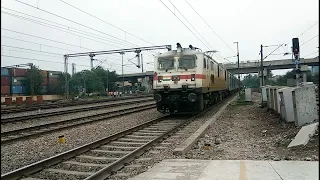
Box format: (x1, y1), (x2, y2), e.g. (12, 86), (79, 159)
(153, 49), (204, 114)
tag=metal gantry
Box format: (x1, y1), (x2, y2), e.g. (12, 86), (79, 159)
(63, 45), (172, 99)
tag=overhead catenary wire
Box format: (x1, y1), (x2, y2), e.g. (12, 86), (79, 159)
(14, 0), (145, 48)
(1, 45), (142, 71)
(303, 51), (319, 58)
(57, 0), (155, 46)
(158, 0), (230, 64)
(1, 54), (142, 73)
(300, 34), (319, 47)
(184, 0), (236, 54)
(167, 0), (212, 50)
(158, 0), (210, 51)
(1, 9), (135, 48)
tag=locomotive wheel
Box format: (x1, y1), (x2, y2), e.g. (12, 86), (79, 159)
(197, 94), (204, 111)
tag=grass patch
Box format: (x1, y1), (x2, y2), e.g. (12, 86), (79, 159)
(230, 93), (254, 106)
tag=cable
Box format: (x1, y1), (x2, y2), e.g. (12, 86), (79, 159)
(303, 51), (319, 58)
(184, 0), (236, 54)
(57, 0), (155, 45)
(300, 34), (319, 47)
(263, 44), (285, 60)
(167, 0), (212, 49)
(1, 9), (134, 48)
(14, 0), (142, 47)
(1, 54), (141, 72)
(158, 0), (231, 64)
(1, 43), (141, 70)
(158, 0), (210, 51)
(1, 34), (122, 60)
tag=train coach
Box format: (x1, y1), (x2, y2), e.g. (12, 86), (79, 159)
(153, 43), (240, 114)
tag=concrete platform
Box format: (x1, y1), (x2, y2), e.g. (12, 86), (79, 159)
(128, 159), (318, 180)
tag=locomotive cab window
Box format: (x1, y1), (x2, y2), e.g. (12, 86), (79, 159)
(178, 55), (196, 70)
(217, 65), (219, 77)
(158, 56), (174, 70)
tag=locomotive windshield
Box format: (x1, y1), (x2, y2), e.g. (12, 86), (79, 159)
(158, 57), (174, 70)
(178, 55), (196, 70)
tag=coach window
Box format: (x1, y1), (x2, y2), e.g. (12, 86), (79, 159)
(217, 65), (220, 77)
(210, 61), (214, 71)
(203, 58), (207, 69)
(225, 70), (226, 81)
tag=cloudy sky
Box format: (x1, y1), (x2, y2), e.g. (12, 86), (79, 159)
(1, 0), (319, 76)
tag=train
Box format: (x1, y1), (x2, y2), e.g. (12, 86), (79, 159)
(153, 43), (240, 114)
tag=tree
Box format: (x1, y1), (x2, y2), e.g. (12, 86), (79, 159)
(69, 70), (104, 94)
(92, 66), (118, 91)
(241, 74), (260, 88)
(26, 65), (43, 95)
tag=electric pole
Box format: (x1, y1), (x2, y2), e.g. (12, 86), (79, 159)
(120, 52), (125, 94)
(234, 42), (240, 95)
(89, 54), (95, 70)
(260, 44), (264, 86)
(141, 54), (144, 73)
(72, 63), (76, 76)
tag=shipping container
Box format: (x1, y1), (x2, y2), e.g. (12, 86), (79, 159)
(11, 86), (27, 94)
(1, 68), (10, 76)
(1, 85), (10, 95)
(1, 76), (10, 86)
(40, 86), (48, 94)
(48, 71), (62, 78)
(11, 68), (28, 77)
(41, 77), (48, 86)
(40, 70), (48, 78)
(48, 77), (59, 85)
(11, 77), (28, 86)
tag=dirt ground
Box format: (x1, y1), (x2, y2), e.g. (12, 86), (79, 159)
(184, 92), (319, 161)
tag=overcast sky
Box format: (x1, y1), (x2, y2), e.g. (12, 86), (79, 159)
(1, 0), (319, 76)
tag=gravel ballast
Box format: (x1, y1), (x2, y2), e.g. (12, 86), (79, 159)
(183, 92), (319, 162)
(1, 97), (152, 120)
(1, 108), (162, 174)
(1, 100), (154, 132)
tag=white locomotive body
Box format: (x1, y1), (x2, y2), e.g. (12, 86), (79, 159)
(153, 43), (240, 114)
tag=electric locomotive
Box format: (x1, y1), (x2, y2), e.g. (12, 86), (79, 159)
(153, 43), (239, 114)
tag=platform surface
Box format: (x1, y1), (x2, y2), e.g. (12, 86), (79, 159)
(128, 159), (318, 180)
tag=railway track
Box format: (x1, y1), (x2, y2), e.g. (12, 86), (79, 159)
(1, 94), (152, 114)
(1, 93), (233, 180)
(1, 98), (154, 124)
(1, 103), (156, 145)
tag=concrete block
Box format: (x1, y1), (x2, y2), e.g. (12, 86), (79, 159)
(245, 88), (252, 102)
(261, 87), (267, 102)
(278, 87), (295, 122)
(293, 85), (318, 126)
(288, 122), (319, 148)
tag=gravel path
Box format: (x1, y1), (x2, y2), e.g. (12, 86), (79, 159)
(1, 97), (153, 119)
(183, 92), (319, 162)
(1, 108), (163, 174)
(1, 101), (154, 132)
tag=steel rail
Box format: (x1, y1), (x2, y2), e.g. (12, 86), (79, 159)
(1, 98), (153, 123)
(1, 103), (156, 145)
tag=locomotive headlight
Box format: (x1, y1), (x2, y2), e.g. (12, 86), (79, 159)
(154, 94), (162, 102)
(158, 76), (163, 82)
(188, 93), (197, 102)
(191, 74), (195, 81)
